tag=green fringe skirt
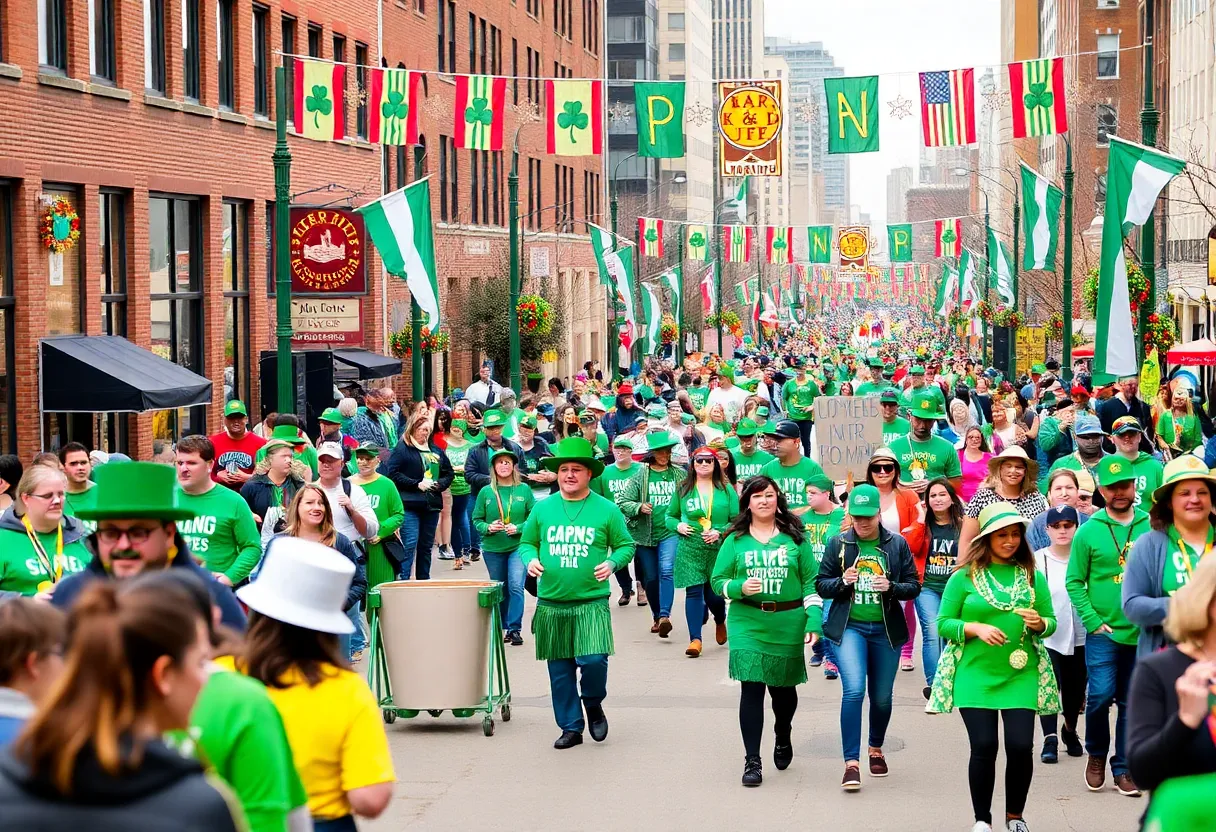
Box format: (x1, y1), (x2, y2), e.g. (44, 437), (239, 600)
(531, 598), (614, 661)
(728, 649), (808, 687)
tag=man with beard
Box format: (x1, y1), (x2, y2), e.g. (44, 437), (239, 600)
(208, 400), (266, 490)
(50, 461), (246, 629)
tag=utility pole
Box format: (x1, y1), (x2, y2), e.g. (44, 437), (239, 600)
(410, 153), (424, 401)
(676, 231), (685, 365)
(1062, 139), (1075, 383)
(508, 148), (522, 394)
(1139, 0), (1160, 364)
(273, 68), (294, 415)
(715, 231), (724, 356)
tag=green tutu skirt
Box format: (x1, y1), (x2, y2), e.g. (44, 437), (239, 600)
(531, 598), (614, 661)
(673, 536), (720, 589)
(728, 649), (807, 687)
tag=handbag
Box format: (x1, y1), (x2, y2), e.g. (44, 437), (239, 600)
(380, 532), (408, 571)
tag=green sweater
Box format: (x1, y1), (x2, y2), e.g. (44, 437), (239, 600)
(517, 492), (635, 603)
(619, 465), (683, 545)
(353, 474), (405, 588)
(471, 482), (536, 553)
(937, 564), (1057, 710)
(1157, 410), (1203, 454)
(1065, 508), (1149, 646)
(782, 376), (819, 421)
(0, 527), (92, 595)
(730, 447), (774, 482)
(176, 485), (263, 584)
(760, 456), (828, 512)
(710, 531), (822, 641)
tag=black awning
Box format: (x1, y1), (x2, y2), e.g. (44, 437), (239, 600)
(41, 336), (213, 413)
(331, 349), (402, 379)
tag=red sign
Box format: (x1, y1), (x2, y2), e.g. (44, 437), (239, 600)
(289, 207), (367, 294)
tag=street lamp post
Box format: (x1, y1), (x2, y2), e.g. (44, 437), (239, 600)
(508, 148), (522, 395)
(609, 152), (639, 376)
(961, 166), (1020, 376)
(1139, 0), (1160, 364)
(273, 67), (294, 415)
(410, 153), (425, 402)
(1062, 138), (1075, 382)
(981, 190), (990, 365)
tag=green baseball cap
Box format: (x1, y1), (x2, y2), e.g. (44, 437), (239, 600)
(879, 389), (900, 404)
(868, 357), (883, 368)
(223, 400), (248, 417)
(1097, 455), (1138, 487)
(760, 421), (779, 436)
(612, 435), (634, 448)
(807, 473), (834, 493)
(483, 410), (507, 428)
(847, 484), (881, 517)
(318, 407), (343, 424)
(735, 418), (759, 437)
(1030, 363), (1047, 375)
(518, 413), (538, 430)
(354, 442), (380, 457)
(910, 365), (926, 376)
(909, 390), (946, 420)
(757, 405), (770, 417)
(637, 384), (655, 401)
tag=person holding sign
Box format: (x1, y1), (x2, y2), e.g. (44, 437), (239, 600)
(518, 437), (636, 750)
(0, 467), (91, 597)
(887, 390), (962, 495)
(710, 476), (821, 788)
(668, 447), (739, 657)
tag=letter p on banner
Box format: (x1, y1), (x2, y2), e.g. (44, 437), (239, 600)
(825, 75), (880, 154)
(888, 224), (913, 263)
(634, 81), (686, 158)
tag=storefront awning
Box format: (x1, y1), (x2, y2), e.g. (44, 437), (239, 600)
(40, 336), (213, 413)
(331, 349), (402, 379)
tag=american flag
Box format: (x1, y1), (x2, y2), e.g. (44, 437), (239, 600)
(920, 69), (976, 148)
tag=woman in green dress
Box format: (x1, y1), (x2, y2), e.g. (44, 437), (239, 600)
(667, 446), (739, 657)
(928, 501), (1059, 832)
(1155, 385), (1203, 457)
(711, 475), (820, 788)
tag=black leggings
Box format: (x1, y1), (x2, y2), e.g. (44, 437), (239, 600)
(959, 708), (1036, 825)
(1040, 646), (1087, 737)
(795, 419), (813, 458)
(739, 682), (798, 757)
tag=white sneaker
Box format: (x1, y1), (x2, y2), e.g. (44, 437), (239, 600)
(1006, 820), (1030, 832)
(970, 823), (992, 832)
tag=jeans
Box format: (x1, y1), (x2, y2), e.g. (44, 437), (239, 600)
(614, 566), (634, 595)
(466, 491), (482, 554)
(684, 582), (725, 641)
(398, 507), (439, 580)
(451, 492), (472, 556)
(1040, 646), (1087, 738)
(836, 619), (900, 762)
(312, 816), (358, 832)
(547, 653), (608, 732)
(635, 536), (677, 619)
(794, 418), (813, 458)
(913, 587), (943, 686)
(813, 598), (839, 667)
(347, 602), (366, 655)
(482, 549), (525, 633)
(1084, 632), (1137, 775)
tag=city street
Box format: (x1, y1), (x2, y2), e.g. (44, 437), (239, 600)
(368, 564), (1143, 832)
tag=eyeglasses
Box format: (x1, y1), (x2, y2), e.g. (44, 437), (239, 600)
(693, 457), (716, 464)
(96, 526), (160, 544)
(28, 491), (66, 502)
(870, 464), (896, 474)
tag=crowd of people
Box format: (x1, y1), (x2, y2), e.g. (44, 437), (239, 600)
(0, 319), (1213, 831)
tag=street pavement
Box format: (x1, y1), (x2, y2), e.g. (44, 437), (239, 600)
(366, 562), (1145, 832)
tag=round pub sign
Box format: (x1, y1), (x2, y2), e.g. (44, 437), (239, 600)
(717, 86), (782, 151)
(289, 207), (367, 294)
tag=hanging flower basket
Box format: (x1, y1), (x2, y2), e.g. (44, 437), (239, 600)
(388, 327), (412, 359)
(1047, 312), (1065, 340)
(992, 306), (1024, 329)
(40, 197), (80, 254)
(517, 294), (554, 336)
(389, 323), (449, 358)
(947, 309), (972, 329)
(660, 314), (678, 345)
(975, 300), (995, 323)
(1144, 312), (1176, 353)
(1083, 262), (1149, 319)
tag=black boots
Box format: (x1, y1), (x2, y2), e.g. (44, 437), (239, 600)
(1041, 735), (1059, 764)
(742, 755), (763, 787)
(585, 704), (608, 743)
(553, 730), (583, 750)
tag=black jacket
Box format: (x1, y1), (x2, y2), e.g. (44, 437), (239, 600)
(463, 438), (525, 497)
(381, 440), (454, 511)
(0, 738), (243, 832)
(1097, 394), (1156, 452)
(816, 526), (920, 648)
(601, 396), (642, 441)
(239, 472), (305, 529)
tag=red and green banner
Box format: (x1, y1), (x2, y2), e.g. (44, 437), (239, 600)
(1009, 58), (1068, 139)
(293, 59), (346, 141)
(638, 217), (664, 257)
(368, 68), (420, 146)
(723, 225), (752, 263)
(454, 75), (506, 150)
(546, 79), (604, 156)
(766, 226), (793, 264)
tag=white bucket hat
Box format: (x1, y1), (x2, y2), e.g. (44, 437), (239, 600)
(236, 537), (355, 635)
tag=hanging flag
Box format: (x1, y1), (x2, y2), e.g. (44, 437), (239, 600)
(634, 81), (685, 158)
(824, 75), (880, 154)
(589, 222), (620, 286)
(734, 278), (758, 306)
(293, 59), (346, 141)
(766, 226), (793, 264)
(685, 224), (709, 261)
(638, 217), (664, 258)
(367, 67), (421, 146)
(935, 218), (962, 258)
(641, 283), (662, 355)
(987, 227), (1016, 306)
(1020, 163), (1063, 271)
(658, 265), (682, 324)
(919, 68), (976, 148)
(454, 74), (506, 150)
(699, 261), (718, 316)
(958, 249), (979, 308)
(808, 226), (833, 264)
(934, 263), (959, 319)
(608, 245), (639, 350)
(356, 179), (440, 330)
(1009, 58), (1068, 139)
(887, 224), (913, 263)
(726, 178), (748, 223)
(546, 79), (604, 156)
(723, 225), (753, 263)
(1094, 137), (1186, 379)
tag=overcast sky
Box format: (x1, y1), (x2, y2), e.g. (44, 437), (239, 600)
(764, 0), (1001, 228)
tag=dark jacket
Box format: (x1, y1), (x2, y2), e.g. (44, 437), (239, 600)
(266, 532), (366, 610)
(51, 532), (247, 631)
(0, 738), (243, 832)
(381, 440), (454, 511)
(601, 396), (642, 441)
(816, 526), (921, 648)
(239, 472), (305, 530)
(1097, 394), (1156, 452)
(0, 508), (89, 545)
(463, 438), (525, 497)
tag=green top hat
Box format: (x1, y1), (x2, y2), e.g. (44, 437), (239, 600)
(270, 425), (306, 444)
(973, 502), (1030, 541)
(645, 432), (680, 453)
(540, 437), (605, 478)
(1152, 455), (1216, 504)
(847, 484), (880, 517)
(318, 407), (343, 424)
(223, 400), (247, 417)
(483, 410), (507, 428)
(75, 462), (196, 522)
(909, 390), (947, 420)
(735, 418), (759, 437)
(1097, 455), (1137, 487)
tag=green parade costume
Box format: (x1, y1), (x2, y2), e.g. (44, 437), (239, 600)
(352, 470), (406, 588)
(781, 375), (819, 422)
(666, 482), (739, 588)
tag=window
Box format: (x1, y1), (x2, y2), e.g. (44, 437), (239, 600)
(145, 0), (166, 92)
(526, 0), (540, 18)
(99, 191), (127, 337)
(415, 0), (425, 12)
(218, 0), (235, 108)
(512, 39), (519, 104)
(468, 13), (475, 73)
(223, 202), (250, 406)
(1095, 172), (1107, 209)
(608, 15), (645, 42)
(355, 42), (368, 137)
(332, 35), (347, 127)
(1096, 103), (1117, 146)
(439, 136), (459, 222)
(1097, 0), (1119, 7)
(183, 0), (201, 100)
(44, 187), (84, 336)
(490, 24), (500, 74)
(0, 184), (16, 454)
(668, 42), (685, 61)
(480, 18), (487, 73)
(38, 0), (68, 71)
(437, 0), (455, 72)
(253, 5), (269, 115)
(1097, 33), (1119, 78)
(668, 12), (685, 29)
(607, 59), (643, 80)
(281, 15), (296, 121)
(149, 197), (205, 438)
(91, 0), (117, 81)
(307, 24), (321, 58)
(527, 158), (542, 230)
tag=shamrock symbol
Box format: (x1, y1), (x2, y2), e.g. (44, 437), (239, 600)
(773, 237), (787, 253)
(941, 228), (957, 245)
(1023, 81), (1054, 112)
(381, 90), (409, 121)
(306, 85), (332, 129)
(464, 96), (494, 127)
(644, 228), (658, 243)
(688, 231), (706, 250)
(557, 100), (589, 143)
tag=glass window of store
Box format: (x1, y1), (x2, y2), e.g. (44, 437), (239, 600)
(98, 190), (129, 453)
(0, 185), (16, 454)
(222, 201), (250, 406)
(149, 196), (205, 439)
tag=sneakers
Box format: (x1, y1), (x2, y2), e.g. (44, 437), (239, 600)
(469, 549), (481, 562)
(1040, 735), (1058, 764)
(773, 737), (793, 770)
(1113, 773), (1141, 797)
(899, 657), (915, 672)
(809, 653), (823, 667)
(742, 755), (763, 787)
(971, 823), (993, 832)
(437, 545), (456, 560)
(823, 660), (839, 680)
(585, 704), (608, 742)
(1006, 819), (1030, 832)
(868, 751), (888, 777)
(553, 730), (583, 750)
(715, 619), (728, 645)
(507, 631), (524, 646)
(1061, 725), (1084, 758)
(841, 763), (861, 791)
(685, 639), (703, 658)
(922, 685), (932, 701)
(657, 617), (673, 638)
(1085, 755), (1107, 791)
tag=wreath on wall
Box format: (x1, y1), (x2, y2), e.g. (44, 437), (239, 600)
(40, 197), (80, 254)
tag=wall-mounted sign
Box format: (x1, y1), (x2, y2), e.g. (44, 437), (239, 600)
(716, 80), (783, 178)
(290, 207), (367, 294)
(530, 247), (551, 277)
(291, 297), (363, 346)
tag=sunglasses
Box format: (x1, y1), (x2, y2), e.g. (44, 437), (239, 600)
(870, 464), (896, 474)
(693, 456), (716, 464)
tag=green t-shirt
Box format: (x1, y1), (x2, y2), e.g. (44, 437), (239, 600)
(445, 442), (473, 496)
(820, 380), (840, 396)
(730, 447), (775, 482)
(1113, 452), (1165, 511)
(710, 531), (821, 643)
(900, 383), (947, 415)
(853, 381), (890, 397)
(356, 474), (405, 538)
(0, 527), (92, 596)
(888, 434), (962, 485)
(881, 416), (911, 448)
(593, 462), (641, 505)
(517, 492), (636, 603)
(471, 482), (536, 553)
(176, 485), (263, 584)
(1163, 526), (1214, 597)
(254, 443), (319, 480)
(643, 466), (681, 541)
(687, 385), (709, 412)
(782, 377), (819, 421)
(760, 456), (828, 511)
(802, 506), (845, 566)
(1065, 509), (1150, 646)
(849, 538), (887, 622)
(63, 484), (98, 533)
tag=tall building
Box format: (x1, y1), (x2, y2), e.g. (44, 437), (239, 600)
(760, 52), (792, 227)
(886, 167), (913, 225)
(711, 0), (766, 215)
(657, 0), (714, 223)
(608, 0), (661, 198)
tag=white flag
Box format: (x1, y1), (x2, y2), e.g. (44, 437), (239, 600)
(987, 228), (1016, 306)
(1020, 163), (1063, 271)
(640, 283), (662, 355)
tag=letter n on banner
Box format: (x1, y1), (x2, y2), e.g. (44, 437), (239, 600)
(825, 75), (880, 154)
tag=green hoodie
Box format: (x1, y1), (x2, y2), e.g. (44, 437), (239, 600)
(1113, 451), (1164, 511)
(1065, 507), (1151, 646)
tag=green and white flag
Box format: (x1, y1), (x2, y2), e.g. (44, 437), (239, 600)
(958, 249), (979, 308)
(634, 81), (685, 158)
(607, 245), (639, 351)
(657, 266), (682, 325)
(1020, 163), (1063, 271)
(807, 225), (833, 264)
(887, 224), (913, 263)
(824, 75), (880, 154)
(1094, 138), (1186, 379)
(726, 177), (748, 223)
(987, 227), (1016, 306)
(357, 178), (440, 330)
(934, 263), (958, 319)
(589, 222), (621, 286)
(640, 283), (662, 355)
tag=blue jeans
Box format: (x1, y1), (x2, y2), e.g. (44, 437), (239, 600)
(466, 490), (482, 554)
(684, 582), (725, 641)
(482, 549), (525, 633)
(836, 619), (900, 762)
(913, 587), (943, 686)
(451, 492), (472, 556)
(398, 507), (439, 580)
(547, 653), (608, 732)
(1084, 632), (1137, 775)
(635, 536), (677, 619)
(347, 602), (366, 655)
(813, 599), (839, 667)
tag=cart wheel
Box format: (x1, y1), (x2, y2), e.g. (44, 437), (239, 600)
(500, 704), (511, 722)
(482, 716), (495, 736)
(427, 709), (443, 718)
(382, 709), (397, 725)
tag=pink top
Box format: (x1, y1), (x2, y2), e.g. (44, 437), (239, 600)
(958, 450), (992, 502)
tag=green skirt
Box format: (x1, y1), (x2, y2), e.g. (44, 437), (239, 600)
(365, 541), (397, 588)
(728, 648), (807, 687)
(531, 598), (614, 661)
(673, 535), (720, 589)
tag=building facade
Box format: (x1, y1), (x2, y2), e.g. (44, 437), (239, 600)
(656, 0), (713, 224)
(886, 166), (912, 225)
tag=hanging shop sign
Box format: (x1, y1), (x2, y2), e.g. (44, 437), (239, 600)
(716, 80), (783, 178)
(837, 226), (871, 273)
(291, 297), (364, 346)
(289, 207), (367, 295)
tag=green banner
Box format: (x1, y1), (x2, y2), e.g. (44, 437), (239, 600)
(807, 226), (833, 264)
(887, 224), (913, 263)
(825, 75), (880, 154)
(634, 82), (685, 159)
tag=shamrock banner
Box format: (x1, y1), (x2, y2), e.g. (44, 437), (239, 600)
(454, 75), (506, 150)
(807, 226), (833, 264)
(825, 75), (880, 154)
(293, 59), (346, 141)
(1009, 58), (1068, 139)
(887, 224), (913, 263)
(638, 217), (664, 258)
(367, 68), (420, 146)
(723, 225), (753, 263)
(546, 79), (604, 156)
(634, 81), (685, 159)
(766, 226), (793, 264)
(685, 225), (709, 261)
(935, 218), (962, 258)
